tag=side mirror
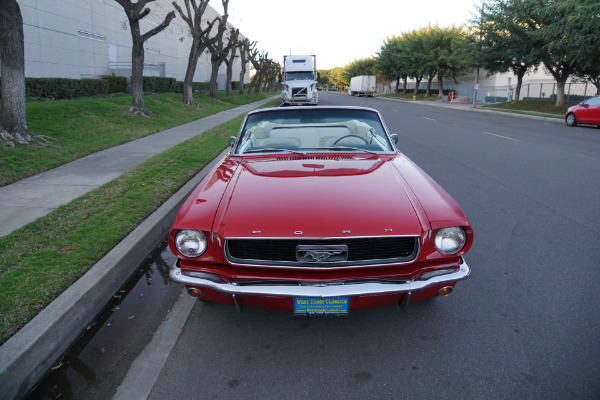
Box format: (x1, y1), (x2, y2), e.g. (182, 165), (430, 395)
(317, 72), (321, 82)
(228, 136), (237, 148)
(390, 133), (399, 145)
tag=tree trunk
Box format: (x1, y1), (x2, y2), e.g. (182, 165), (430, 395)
(554, 75), (568, 107)
(394, 77), (400, 95)
(425, 72), (436, 98)
(248, 73), (258, 94)
(544, 62), (573, 108)
(209, 60), (219, 99)
(513, 68), (526, 104)
(182, 39), (203, 106)
(239, 62), (246, 94)
(254, 71), (264, 93)
(413, 76), (423, 96)
(0, 0), (37, 145)
(402, 75), (407, 95)
(226, 66), (233, 97)
(130, 28), (147, 114)
(437, 76), (444, 99)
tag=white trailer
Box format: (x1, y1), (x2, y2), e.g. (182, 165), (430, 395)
(348, 75), (376, 97)
(281, 55), (319, 105)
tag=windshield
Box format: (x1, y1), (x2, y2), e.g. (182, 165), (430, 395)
(234, 108), (395, 155)
(285, 71), (315, 81)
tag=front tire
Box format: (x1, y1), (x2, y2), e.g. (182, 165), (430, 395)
(566, 113), (577, 127)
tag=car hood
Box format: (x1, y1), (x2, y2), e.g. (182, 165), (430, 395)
(213, 157), (423, 238)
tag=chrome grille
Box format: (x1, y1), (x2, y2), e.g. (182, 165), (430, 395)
(225, 237), (419, 268)
(292, 87), (307, 96)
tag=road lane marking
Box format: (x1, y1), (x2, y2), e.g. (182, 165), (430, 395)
(482, 131), (520, 141)
(420, 116), (437, 122)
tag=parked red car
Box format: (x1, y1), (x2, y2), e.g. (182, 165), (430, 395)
(565, 95), (600, 128)
(168, 106), (473, 315)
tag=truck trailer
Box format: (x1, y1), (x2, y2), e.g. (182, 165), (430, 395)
(281, 55), (318, 105)
(348, 75), (376, 97)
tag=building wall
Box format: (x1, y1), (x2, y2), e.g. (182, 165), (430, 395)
(15, 0), (248, 86)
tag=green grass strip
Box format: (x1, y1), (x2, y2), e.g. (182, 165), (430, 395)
(481, 99), (575, 116)
(0, 99), (281, 345)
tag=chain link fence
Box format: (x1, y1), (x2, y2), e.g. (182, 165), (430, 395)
(379, 80), (599, 104)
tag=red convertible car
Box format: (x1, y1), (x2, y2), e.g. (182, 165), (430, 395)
(169, 106), (473, 314)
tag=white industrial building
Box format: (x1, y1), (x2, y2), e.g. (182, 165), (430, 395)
(14, 0), (249, 87)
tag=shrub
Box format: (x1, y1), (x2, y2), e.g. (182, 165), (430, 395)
(142, 77), (177, 93)
(102, 76), (127, 94)
(192, 82), (210, 93)
(24, 78), (108, 99)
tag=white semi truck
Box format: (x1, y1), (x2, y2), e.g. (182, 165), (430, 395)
(348, 75), (376, 97)
(281, 55), (318, 105)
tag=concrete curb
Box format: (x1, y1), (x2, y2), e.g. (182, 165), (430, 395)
(0, 148), (229, 400)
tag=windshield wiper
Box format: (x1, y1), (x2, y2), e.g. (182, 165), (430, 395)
(314, 146), (379, 156)
(244, 148), (307, 155)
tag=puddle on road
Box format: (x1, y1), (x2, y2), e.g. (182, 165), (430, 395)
(26, 238), (183, 400)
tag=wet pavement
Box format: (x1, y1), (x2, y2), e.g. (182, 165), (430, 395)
(26, 239), (181, 400)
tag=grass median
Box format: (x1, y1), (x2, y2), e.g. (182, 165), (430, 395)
(481, 99), (574, 118)
(0, 91), (273, 187)
(0, 96), (281, 345)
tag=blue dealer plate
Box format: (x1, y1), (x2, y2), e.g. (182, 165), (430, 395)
(294, 297), (349, 315)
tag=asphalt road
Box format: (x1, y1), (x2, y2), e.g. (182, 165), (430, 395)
(34, 92), (600, 399)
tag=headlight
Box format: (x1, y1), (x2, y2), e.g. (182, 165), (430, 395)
(434, 227), (466, 255)
(175, 230), (207, 257)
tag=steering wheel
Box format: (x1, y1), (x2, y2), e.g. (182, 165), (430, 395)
(333, 135), (369, 145)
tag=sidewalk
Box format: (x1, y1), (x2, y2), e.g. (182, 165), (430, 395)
(0, 96), (278, 238)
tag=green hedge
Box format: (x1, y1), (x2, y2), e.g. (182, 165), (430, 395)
(0, 76), (213, 100)
(24, 78), (108, 99)
(102, 76), (127, 94)
(142, 76), (177, 93)
(142, 77), (210, 94)
(192, 82), (210, 93)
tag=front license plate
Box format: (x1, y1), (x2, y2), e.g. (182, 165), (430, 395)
(293, 297), (349, 315)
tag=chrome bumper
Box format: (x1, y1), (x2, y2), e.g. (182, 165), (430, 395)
(169, 258), (470, 298)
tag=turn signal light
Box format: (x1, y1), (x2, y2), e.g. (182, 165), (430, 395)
(437, 286), (454, 296)
(187, 287), (204, 298)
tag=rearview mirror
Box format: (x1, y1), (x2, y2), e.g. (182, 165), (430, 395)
(228, 136), (236, 148)
(390, 133), (399, 145)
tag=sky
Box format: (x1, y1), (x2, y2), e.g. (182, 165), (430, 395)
(212, 0), (482, 70)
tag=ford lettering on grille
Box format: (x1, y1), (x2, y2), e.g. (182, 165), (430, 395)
(296, 245), (348, 263)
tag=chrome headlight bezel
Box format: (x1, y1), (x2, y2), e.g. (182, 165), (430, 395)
(434, 227), (467, 255)
(175, 230), (207, 258)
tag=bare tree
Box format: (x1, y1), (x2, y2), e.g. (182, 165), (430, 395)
(248, 51), (277, 93)
(222, 29), (241, 97)
(238, 39), (255, 95)
(265, 59), (281, 92)
(0, 0), (52, 147)
(114, 0), (175, 117)
(207, 26), (238, 99)
(247, 47), (260, 94)
(172, 0), (228, 106)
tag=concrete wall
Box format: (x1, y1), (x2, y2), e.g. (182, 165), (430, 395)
(14, 0), (248, 86)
